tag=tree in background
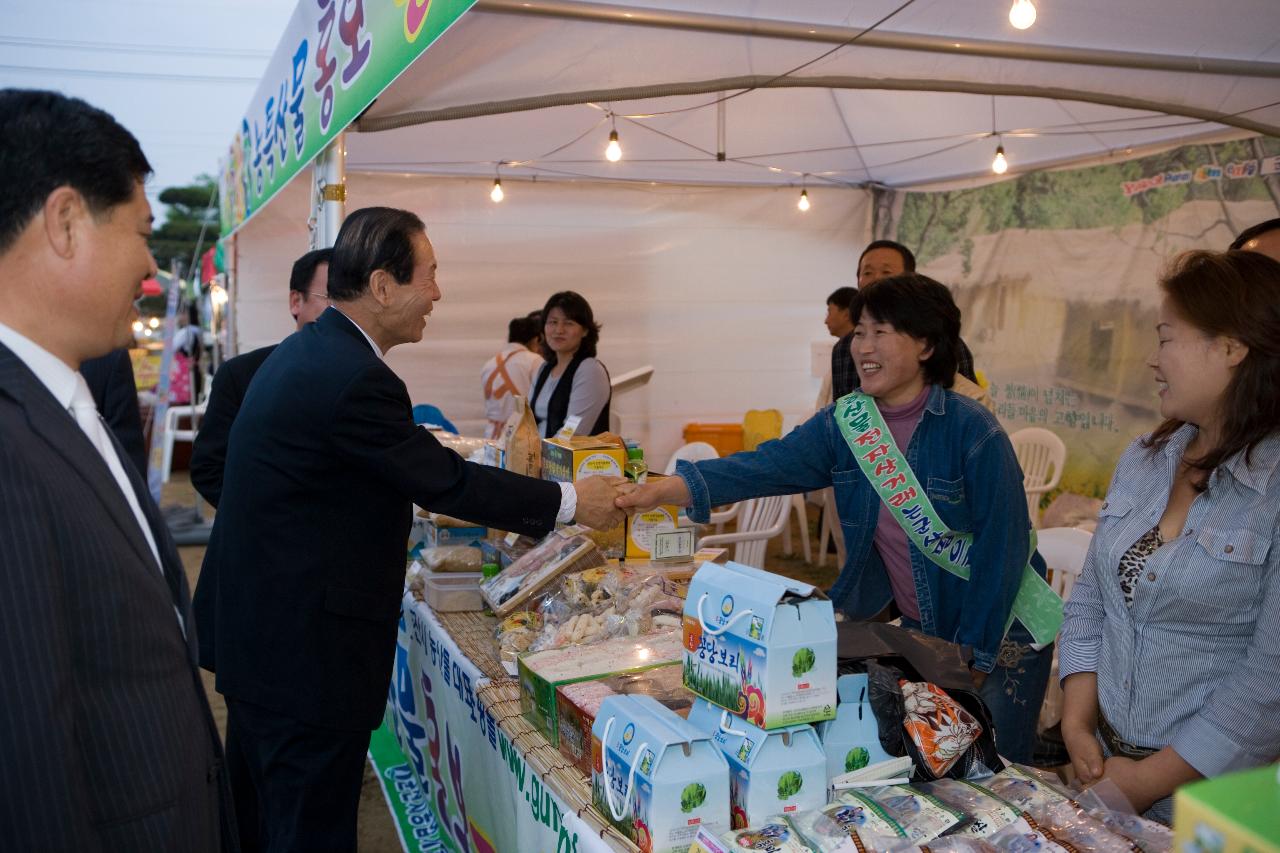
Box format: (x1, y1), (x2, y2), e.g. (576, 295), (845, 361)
(148, 177), (220, 279)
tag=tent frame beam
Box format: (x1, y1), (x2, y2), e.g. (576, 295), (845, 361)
(472, 0), (1280, 79)
(356, 74), (1280, 138)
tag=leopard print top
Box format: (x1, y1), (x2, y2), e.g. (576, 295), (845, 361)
(1118, 525), (1164, 607)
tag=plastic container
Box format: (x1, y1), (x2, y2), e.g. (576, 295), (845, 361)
(424, 572), (484, 612)
(682, 423), (744, 457)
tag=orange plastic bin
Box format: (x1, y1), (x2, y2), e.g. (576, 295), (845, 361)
(682, 423), (744, 457)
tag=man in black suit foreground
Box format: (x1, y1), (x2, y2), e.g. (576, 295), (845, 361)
(197, 207), (625, 851)
(0, 89), (233, 851)
(190, 247), (332, 510)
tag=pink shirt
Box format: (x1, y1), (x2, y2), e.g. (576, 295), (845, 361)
(870, 386), (931, 621)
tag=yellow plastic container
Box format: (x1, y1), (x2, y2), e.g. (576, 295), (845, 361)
(682, 423), (744, 457)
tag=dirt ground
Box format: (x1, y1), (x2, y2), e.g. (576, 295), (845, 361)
(166, 475), (833, 853)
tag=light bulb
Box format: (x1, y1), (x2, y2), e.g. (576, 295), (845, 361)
(490, 179), (504, 203)
(1009, 0), (1036, 29)
(605, 130), (622, 162)
(143, 328), (153, 337)
(132, 320), (144, 333)
(148, 317), (160, 329)
(797, 189), (811, 212)
(992, 145), (1009, 175)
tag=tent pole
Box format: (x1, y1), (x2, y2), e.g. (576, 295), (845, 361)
(313, 132), (347, 249)
(472, 0), (1280, 79)
(356, 74), (1280, 139)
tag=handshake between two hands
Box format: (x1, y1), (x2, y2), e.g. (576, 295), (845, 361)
(569, 475), (693, 531)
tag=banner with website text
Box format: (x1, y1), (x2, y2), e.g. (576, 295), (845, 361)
(219, 0), (477, 235)
(385, 596), (619, 853)
(873, 137), (1280, 502)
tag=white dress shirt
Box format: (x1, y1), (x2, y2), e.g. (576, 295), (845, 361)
(0, 320), (163, 574)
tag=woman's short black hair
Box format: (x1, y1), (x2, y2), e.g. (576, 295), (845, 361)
(327, 207), (424, 301)
(851, 273), (962, 387)
(540, 291), (601, 359)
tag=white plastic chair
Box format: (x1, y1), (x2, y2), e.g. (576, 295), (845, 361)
(1034, 526), (1093, 732)
(1009, 427), (1067, 528)
(815, 488), (846, 568)
(780, 495), (813, 563)
(697, 494), (791, 568)
(160, 400), (207, 483)
(662, 441), (720, 475)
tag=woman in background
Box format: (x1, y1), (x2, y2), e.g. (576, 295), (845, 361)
(530, 291), (610, 437)
(1060, 250), (1280, 823)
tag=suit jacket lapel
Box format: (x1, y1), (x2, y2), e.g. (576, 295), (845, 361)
(0, 344), (170, 595)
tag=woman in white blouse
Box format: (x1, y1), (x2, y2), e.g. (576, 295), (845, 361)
(1059, 250), (1280, 822)
(529, 291), (611, 438)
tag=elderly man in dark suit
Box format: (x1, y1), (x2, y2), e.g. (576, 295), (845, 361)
(197, 206), (625, 851)
(0, 89), (233, 851)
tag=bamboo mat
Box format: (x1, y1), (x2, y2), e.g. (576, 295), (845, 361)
(432, 609), (509, 682)
(477, 679), (640, 853)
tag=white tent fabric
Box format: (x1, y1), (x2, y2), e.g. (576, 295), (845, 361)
(233, 170), (870, 455)
(345, 0), (1280, 190)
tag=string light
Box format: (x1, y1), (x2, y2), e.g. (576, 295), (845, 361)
(798, 188), (811, 211)
(131, 319), (144, 333)
(490, 178), (504, 203)
(992, 144), (1009, 174)
(148, 317), (160, 329)
(605, 129), (622, 162)
(1009, 0), (1036, 29)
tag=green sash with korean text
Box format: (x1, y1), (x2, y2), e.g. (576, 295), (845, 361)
(834, 391), (1063, 646)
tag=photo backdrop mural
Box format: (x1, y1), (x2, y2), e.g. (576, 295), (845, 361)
(875, 137), (1280, 500)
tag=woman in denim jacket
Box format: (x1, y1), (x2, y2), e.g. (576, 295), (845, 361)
(1060, 250), (1280, 823)
(618, 274), (1053, 762)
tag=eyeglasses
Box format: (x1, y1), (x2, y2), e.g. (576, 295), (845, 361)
(303, 290), (330, 301)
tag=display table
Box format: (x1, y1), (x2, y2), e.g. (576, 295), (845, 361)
(385, 592), (637, 853)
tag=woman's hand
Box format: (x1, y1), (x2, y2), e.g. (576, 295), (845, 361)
(1097, 756), (1160, 813)
(615, 475), (693, 514)
(1060, 672), (1105, 784)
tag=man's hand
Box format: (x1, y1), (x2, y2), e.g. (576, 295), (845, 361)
(572, 476), (627, 530)
(614, 476), (692, 514)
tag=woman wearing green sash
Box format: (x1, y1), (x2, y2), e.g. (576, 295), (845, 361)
(618, 274), (1056, 763)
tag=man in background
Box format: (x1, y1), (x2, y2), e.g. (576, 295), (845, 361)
(190, 247), (332, 510)
(833, 240), (979, 399)
(481, 309), (545, 437)
(0, 88), (231, 852)
(823, 285), (857, 406)
(1231, 217), (1280, 261)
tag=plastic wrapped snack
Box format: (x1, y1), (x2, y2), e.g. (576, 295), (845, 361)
(479, 528), (604, 616)
(985, 818), (1074, 853)
(813, 799), (910, 852)
(839, 785), (964, 845)
(917, 779), (1023, 838)
(420, 545), (483, 574)
(1024, 800), (1145, 853)
(405, 560), (428, 601)
(528, 568), (684, 652)
(974, 766), (1071, 814)
(720, 816), (817, 852)
(495, 611), (542, 660)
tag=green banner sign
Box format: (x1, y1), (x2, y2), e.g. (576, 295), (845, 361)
(220, 0), (478, 235)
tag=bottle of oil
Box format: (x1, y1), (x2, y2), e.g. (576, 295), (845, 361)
(624, 441), (648, 485)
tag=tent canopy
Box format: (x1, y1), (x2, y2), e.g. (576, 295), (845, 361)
(344, 0), (1280, 192)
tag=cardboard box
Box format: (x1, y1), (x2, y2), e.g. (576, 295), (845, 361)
(1174, 764), (1280, 853)
(557, 664), (691, 776)
(518, 630), (683, 745)
(591, 694), (731, 853)
(687, 698), (827, 829)
(816, 673), (893, 781)
(542, 436), (627, 556)
(682, 562), (837, 729)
